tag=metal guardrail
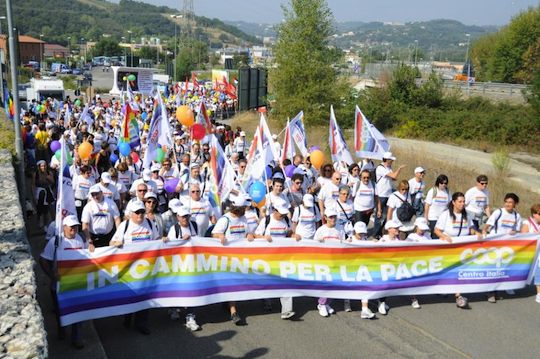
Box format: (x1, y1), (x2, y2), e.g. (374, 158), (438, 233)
(439, 80), (528, 96)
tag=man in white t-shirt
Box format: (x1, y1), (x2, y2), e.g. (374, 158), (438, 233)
(98, 172), (121, 209)
(318, 171), (342, 221)
(373, 152), (405, 238)
(82, 185), (121, 249)
(264, 176), (290, 217)
(483, 193), (522, 235)
(188, 183), (216, 236)
(465, 175), (491, 230)
(408, 167), (426, 216)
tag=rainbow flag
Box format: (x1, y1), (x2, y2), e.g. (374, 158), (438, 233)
(122, 103), (140, 148)
(354, 105), (390, 160)
(56, 234), (538, 325)
(4, 86), (14, 120)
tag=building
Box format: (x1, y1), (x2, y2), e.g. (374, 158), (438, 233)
(43, 44), (69, 59)
(0, 35), (45, 65)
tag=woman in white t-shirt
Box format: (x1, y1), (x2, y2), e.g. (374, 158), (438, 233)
(424, 174), (451, 238)
(406, 217), (432, 242)
(333, 185), (354, 236)
(434, 192), (482, 309)
(353, 169), (380, 228)
(292, 194), (321, 240)
(521, 204), (540, 304)
(387, 180), (415, 239)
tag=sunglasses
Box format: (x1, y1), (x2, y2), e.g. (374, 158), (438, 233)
(134, 210), (146, 215)
(294, 181), (303, 185)
(191, 190), (201, 193)
(480, 182), (488, 185)
(138, 189), (148, 193)
(361, 176), (370, 180)
(146, 199), (157, 203)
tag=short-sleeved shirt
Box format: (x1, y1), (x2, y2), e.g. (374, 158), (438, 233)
(314, 225), (344, 242)
(435, 210), (473, 237)
(292, 205), (320, 240)
(81, 198), (120, 235)
(465, 186), (490, 218)
(425, 188), (451, 221)
(375, 165), (393, 198)
(333, 200), (354, 231)
(112, 219), (160, 244)
(255, 215), (290, 237)
(98, 182), (120, 202)
(212, 213), (250, 240)
(319, 182), (340, 208)
(486, 208), (522, 234)
(353, 181), (377, 211)
(189, 199), (214, 236)
(73, 174), (94, 200)
(244, 208), (260, 234)
(387, 191), (414, 231)
(41, 233), (87, 261)
(408, 178), (425, 202)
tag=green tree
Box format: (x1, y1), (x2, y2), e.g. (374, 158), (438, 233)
(92, 38), (122, 57)
(270, 0), (348, 125)
(138, 46), (158, 60)
(233, 53), (249, 68)
(175, 40), (209, 79)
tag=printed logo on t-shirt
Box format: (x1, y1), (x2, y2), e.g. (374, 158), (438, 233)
(191, 207), (206, 216)
(93, 208), (110, 217)
(269, 226), (288, 237)
(322, 235), (340, 241)
(501, 219), (516, 229)
(358, 189), (373, 197)
(474, 196), (487, 206)
(299, 215), (316, 223)
(433, 196), (448, 205)
(131, 229), (152, 241)
(229, 224), (246, 235)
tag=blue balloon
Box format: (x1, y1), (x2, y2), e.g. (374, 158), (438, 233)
(141, 112), (148, 120)
(249, 181), (266, 204)
(119, 142), (131, 156)
(110, 153), (119, 164)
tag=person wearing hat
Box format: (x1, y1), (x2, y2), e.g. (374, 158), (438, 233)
(144, 192), (165, 237)
(313, 208), (345, 317)
(81, 184), (121, 249)
(408, 167), (426, 217)
(406, 217), (432, 242)
(292, 194), (321, 241)
(233, 131), (247, 159)
(212, 195), (254, 325)
(128, 169), (158, 197)
(373, 151), (406, 239)
(73, 165), (95, 220)
(98, 172), (121, 209)
(39, 215), (88, 349)
(161, 198), (182, 234)
(110, 200), (161, 335)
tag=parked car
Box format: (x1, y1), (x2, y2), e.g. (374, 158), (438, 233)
(60, 68), (72, 74)
(72, 68), (82, 75)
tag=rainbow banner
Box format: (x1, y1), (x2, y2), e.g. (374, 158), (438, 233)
(57, 234), (539, 325)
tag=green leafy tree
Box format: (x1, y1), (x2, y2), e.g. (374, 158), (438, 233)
(138, 46), (158, 60)
(175, 40), (209, 79)
(270, 0), (348, 125)
(92, 38), (122, 57)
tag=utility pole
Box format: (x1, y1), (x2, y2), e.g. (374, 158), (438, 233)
(465, 33), (471, 96)
(127, 30), (132, 67)
(6, 0), (26, 208)
(170, 14), (182, 82)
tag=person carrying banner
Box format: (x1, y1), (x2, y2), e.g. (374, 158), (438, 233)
(39, 215), (89, 349)
(520, 203), (540, 304)
(109, 200), (161, 335)
(82, 184), (121, 250)
(292, 194), (321, 241)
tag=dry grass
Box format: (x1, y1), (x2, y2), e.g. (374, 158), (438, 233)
(231, 111), (537, 216)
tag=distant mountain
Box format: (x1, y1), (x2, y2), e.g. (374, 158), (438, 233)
(225, 21), (277, 39)
(0, 0), (260, 47)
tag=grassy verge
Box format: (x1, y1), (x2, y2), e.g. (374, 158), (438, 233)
(0, 112), (15, 158)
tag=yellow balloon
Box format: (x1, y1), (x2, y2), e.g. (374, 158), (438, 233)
(176, 105), (195, 127)
(310, 150), (325, 169)
(78, 142), (93, 160)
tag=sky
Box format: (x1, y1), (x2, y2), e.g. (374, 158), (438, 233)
(135, 0), (539, 26)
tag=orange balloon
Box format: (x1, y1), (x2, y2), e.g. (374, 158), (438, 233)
(176, 105), (195, 127)
(310, 150), (324, 169)
(78, 142), (93, 160)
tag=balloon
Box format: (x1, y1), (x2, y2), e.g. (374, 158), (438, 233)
(40, 106), (47, 114)
(54, 149), (61, 161)
(310, 150), (324, 169)
(110, 153), (119, 164)
(155, 147), (165, 163)
(191, 123), (205, 141)
(122, 76), (127, 81)
(285, 164), (295, 178)
(66, 150), (73, 165)
(130, 151), (140, 163)
(141, 112), (148, 120)
(176, 105), (194, 127)
(265, 165), (273, 179)
(50, 140), (61, 153)
(74, 99), (81, 106)
(119, 142), (131, 156)
(249, 181), (266, 204)
(309, 145), (321, 152)
(78, 142), (93, 160)
(128, 74), (136, 81)
(164, 178), (179, 194)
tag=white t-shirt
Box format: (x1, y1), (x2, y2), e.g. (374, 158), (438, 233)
(465, 186), (490, 218)
(435, 210), (473, 237)
(375, 164), (393, 198)
(98, 182), (120, 202)
(425, 187), (451, 221)
(167, 222), (198, 241)
(387, 191), (414, 231)
(73, 174), (94, 201)
(319, 182), (340, 208)
(112, 219), (160, 244)
(314, 225), (344, 242)
(233, 137), (247, 154)
(161, 167), (180, 181)
(255, 215), (290, 237)
(81, 198), (120, 235)
(212, 213), (250, 240)
(486, 208), (522, 234)
(292, 205), (320, 240)
(117, 170), (136, 188)
(408, 178), (425, 202)
(41, 233), (87, 261)
(333, 199), (354, 232)
(353, 181), (377, 211)
(189, 199), (214, 236)
(244, 208), (261, 234)
(265, 192), (291, 213)
(406, 232), (432, 242)
(379, 234), (399, 242)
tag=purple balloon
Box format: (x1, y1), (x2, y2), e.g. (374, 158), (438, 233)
(50, 140), (61, 153)
(309, 145), (321, 152)
(164, 178), (180, 194)
(285, 164), (295, 178)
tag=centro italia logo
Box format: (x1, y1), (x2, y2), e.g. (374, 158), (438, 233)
(460, 247), (515, 268)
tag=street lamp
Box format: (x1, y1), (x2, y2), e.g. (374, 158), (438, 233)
(67, 36), (71, 65)
(121, 36), (126, 65)
(465, 33), (471, 95)
(170, 14), (182, 82)
(127, 30), (132, 67)
(39, 34), (44, 71)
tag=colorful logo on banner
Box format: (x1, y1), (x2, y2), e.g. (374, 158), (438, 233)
(56, 235), (539, 326)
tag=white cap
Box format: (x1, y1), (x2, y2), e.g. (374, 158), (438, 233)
(414, 217), (430, 231)
(130, 200), (145, 213)
(168, 198), (181, 212)
(232, 195), (250, 207)
(414, 166), (425, 174)
(271, 134), (278, 140)
(175, 206), (191, 217)
(89, 184), (102, 194)
(354, 222), (367, 234)
(101, 172), (112, 184)
(325, 208), (338, 217)
(240, 131), (246, 136)
(142, 169), (152, 181)
(63, 215), (80, 227)
(302, 194), (314, 208)
(151, 164), (161, 172)
(144, 191), (157, 200)
(274, 203), (290, 215)
(385, 219), (403, 230)
(382, 151), (396, 161)
(190, 162), (200, 169)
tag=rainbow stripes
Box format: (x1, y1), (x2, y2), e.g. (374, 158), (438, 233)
(57, 234), (539, 326)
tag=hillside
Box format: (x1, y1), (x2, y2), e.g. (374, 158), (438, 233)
(0, 0), (259, 47)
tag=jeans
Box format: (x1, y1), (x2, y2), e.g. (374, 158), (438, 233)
(373, 197), (389, 238)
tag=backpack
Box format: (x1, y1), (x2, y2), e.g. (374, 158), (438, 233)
(493, 208), (517, 233)
(264, 215), (291, 233)
(204, 216), (230, 237)
(393, 192), (415, 222)
(174, 221), (198, 239)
